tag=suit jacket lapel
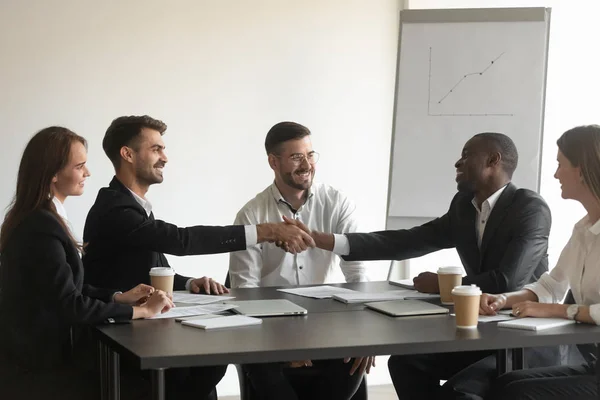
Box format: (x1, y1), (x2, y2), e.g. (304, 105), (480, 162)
(480, 183), (517, 258)
(460, 199), (480, 274)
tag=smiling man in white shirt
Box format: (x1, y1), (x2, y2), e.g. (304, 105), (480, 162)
(229, 121), (368, 400)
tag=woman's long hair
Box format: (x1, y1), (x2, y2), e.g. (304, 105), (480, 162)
(0, 127), (87, 251)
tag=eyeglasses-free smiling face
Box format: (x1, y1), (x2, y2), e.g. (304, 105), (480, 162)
(270, 136), (319, 191)
(51, 141), (90, 202)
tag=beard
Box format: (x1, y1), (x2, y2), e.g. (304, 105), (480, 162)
(136, 163), (164, 186)
(281, 168), (313, 190)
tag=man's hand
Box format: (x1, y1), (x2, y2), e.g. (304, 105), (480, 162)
(190, 277), (229, 295)
(257, 221), (315, 254)
(115, 283), (155, 305)
(288, 360), (313, 368)
(512, 301), (566, 319)
(344, 356), (376, 376)
(413, 272), (439, 293)
(480, 293), (507, 315)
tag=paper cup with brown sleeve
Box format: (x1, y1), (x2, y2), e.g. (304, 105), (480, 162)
(149, 267), (175, 294)
(452, 285), (482, 329)
(437, 266), (463, 305)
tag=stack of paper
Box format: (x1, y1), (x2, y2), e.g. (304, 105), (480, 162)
(388, 279), (415, 290)
(172, 292), (235, 305)
(181, 315), (262, 330)
(151, 303), (238, 319)
(277, 285), (356, 299)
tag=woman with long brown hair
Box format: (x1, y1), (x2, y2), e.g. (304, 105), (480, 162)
(0, 127), (174, 398)
(481, 125), (600, 400)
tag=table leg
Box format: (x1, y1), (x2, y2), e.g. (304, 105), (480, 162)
(511, 348), (524, 370)
(152, 368), (166, 400)
(98, 341), (109, 400)
(596, 343), (599, 400)
(107, 348), (120, 400)
(496, 349), (508, 376)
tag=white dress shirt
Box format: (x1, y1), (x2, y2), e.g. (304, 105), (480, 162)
(333, 185), (508, 255)
(524, 215), (600, 325)
(471, 185), (507, 248)
(229, 182), (368, 288)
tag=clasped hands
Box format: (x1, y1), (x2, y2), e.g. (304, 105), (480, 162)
(273, 215), (315, 254)
(479, 293), (567, 318)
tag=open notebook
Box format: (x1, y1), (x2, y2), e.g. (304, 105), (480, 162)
(498, 318), (576, 331)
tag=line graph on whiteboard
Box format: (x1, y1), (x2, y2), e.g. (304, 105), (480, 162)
(427, 47), (514, 117)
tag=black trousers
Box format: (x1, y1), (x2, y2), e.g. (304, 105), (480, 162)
(487, 364), (597, 400)
(244, 359), (364, 400)
(124, 363), (227, 400)
(388, 346), (565, 400)
(388, 350), (496, 400)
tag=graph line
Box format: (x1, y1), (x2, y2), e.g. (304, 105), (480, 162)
(427, 47), (513, 117)
(437, 51), (505, 104)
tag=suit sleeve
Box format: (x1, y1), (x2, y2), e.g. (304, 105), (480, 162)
(228, 208), (263, 288)
(26, 231), (133, 324)
(342, 198), (457, 262)
(103, 205), (247, 256)
(82, 285), (118, 303)
(462, 196), (551, 293)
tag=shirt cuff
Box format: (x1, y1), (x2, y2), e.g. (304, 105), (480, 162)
(333, 234), (350, 256)
(245, 225), (258, 247)
(185, 278), (194, 292)
(112, 291), (122, 303)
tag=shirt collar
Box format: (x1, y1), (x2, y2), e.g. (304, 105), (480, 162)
(576, 215), (600, 236)
(128, 189), (153, 217)
(269, 182), (314, 211)
(471, 184), (507, 212)
(52, 197), (68, 221)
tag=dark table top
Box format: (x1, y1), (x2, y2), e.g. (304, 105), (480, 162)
(97, 282), (600, 370)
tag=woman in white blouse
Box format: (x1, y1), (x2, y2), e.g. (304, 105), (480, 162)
(481, 125), (600, 400)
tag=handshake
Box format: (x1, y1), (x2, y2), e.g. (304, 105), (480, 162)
(257, 215), (321, 254)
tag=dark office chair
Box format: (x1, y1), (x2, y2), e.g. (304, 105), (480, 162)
(224, 272), (368, 400)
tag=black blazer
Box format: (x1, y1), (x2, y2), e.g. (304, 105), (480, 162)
(0, 209), (132, 370)
(83, 177), (247, 292)
(344, 183), (551, 293)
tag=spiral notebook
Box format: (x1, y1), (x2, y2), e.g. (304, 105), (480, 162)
(497, 318), (576, 331)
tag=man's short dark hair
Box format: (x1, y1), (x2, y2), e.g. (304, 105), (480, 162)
(474, 132), (519, 178)
(264, 122), (311, 155)
(103, 115), (167, 168)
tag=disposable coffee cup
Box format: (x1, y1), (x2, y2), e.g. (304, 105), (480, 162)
(452, 285), (482, 329)
(149, 267), (175, 294)
(437, 266), (463, 305)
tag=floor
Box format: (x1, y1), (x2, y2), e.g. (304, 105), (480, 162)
(220, 384), (398, 400)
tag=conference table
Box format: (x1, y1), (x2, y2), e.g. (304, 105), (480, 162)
(95, 281), (600, 400)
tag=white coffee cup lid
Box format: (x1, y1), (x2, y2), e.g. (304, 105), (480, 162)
(451, 285), (482, 296)
(437, 266), (463, 275)
(149, 267), (175, 277)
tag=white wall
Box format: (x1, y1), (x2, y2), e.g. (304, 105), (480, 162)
(0, 0), (401, 395)
(404, 0), (600, 279)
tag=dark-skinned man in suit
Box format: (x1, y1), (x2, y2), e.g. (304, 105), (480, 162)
(286, 132), (557, 400)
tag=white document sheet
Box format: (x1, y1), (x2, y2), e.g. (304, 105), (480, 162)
(151, 303), (238, 319)
(277, 285), (356, 299)
(172, 292), (235, 305)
